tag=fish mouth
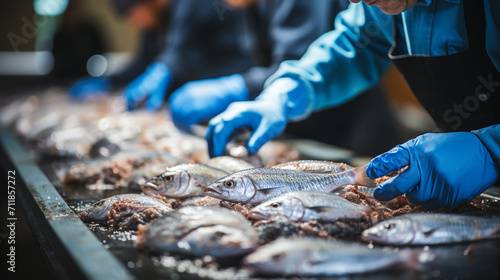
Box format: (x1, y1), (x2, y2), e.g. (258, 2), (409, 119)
(360, 230), (380, 243)
(204, 186), (222, 196)
(247, 210), (270, 220)
(142, 182), (161, 196)
(79, 212), (89, 222)
(145, 182), (160, 190)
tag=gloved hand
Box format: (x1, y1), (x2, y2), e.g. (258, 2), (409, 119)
(123, 62), (171, 111)
(366, 132), (499, 210)
(206, 77), (311, 157)
(169, 74), (249, 131)
(68, 77), (111, 100)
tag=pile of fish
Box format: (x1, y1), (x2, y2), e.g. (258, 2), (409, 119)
(4, 92), (500, 277)
(78, 157), (500, 277)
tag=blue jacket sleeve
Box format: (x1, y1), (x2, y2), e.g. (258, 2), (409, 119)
(472, 124), (500, 172)
(265, 4), (394, 117)
(242, 0), (349, 99)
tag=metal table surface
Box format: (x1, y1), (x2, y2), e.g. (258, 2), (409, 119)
(2, 127), (500, 280)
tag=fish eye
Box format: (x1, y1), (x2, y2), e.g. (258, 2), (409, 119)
(270, 202), (281, 208)
(224, 180), (235, 188)
(384, 223), (395, 230)
(271, 253), (285, 261)
(163, 175), (173, 182)
(213, 231), (226, 239)
(93, 200), (105, 207)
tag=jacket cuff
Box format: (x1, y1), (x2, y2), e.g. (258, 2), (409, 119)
(472, 124), (500, 173)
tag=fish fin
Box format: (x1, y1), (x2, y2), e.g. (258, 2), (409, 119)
(352, 164), (377, 188)
(259, 188), (280, 195)
(309, 206), (336, 213)
(422, 227), (440, 237)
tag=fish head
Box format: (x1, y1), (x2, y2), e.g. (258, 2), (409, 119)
(249, 196), (304, 221)
(243, 242), (309, 275)
(79, 197), (115, 222)
(142, 169), (190, 198)
(361, 217), (414, 245)
(179, 225), (258, 257)
(204, 174), (256, 203)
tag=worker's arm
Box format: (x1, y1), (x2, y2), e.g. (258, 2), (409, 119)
(169, 0), (349, 131)
(207, 3), (395, 156)
(241, 0), (349, 99)
(265, 3), (394, 115)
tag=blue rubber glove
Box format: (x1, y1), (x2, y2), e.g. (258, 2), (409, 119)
(169, 74), (249, 131)
(366, 132), (499, 210)
(68, 77), (111, 100)
(123, 62), (171, 111)
(206, 77), (312, 157)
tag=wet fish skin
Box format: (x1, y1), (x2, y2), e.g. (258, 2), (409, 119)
(137, 206), (258, 257)
(271, 160), (352, 173)
(361, 213), (500, 245)
(249, 191), (370, 222)
(207, 156), (256, 173)
(204, 165), (375, 206)
(243, 237), (410, 276)
(142, 164), (228, 198)
(79, 194), (172, 224)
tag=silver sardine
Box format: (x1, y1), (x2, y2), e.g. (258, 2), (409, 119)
(249, 191), (370, 222)
(362, 213), (500, 245)
(142, 164), (228, 198)
(136, 206), (258, 257)
(244, 237), (413, 276)
(204, 165), (376, 205)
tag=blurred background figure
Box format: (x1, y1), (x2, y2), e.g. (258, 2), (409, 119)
(161, 0), (400, 156)
(68, 0), (170, 99)
(51, 0), (105, 78)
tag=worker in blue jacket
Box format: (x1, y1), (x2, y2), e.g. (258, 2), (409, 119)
(126, 0), (400, 156)
(206, 0), (500, 210)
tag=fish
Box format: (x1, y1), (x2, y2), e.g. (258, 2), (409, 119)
(204, 165), (376, 206)
(271, 160), (352, 173)
(248, 191), (371, 222)
(79, 194), (172, 230)
(361, 213), (500, 245)
(243, 237), (414, 276)
(206, 156), (256, 173)
(142, 164), (228, 198)
(136, 206), (258, 257)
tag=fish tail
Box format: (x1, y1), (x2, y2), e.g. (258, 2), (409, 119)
(352, 164), (377, 188)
